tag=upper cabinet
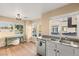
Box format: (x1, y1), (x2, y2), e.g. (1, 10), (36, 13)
(61, 18), (67, 26)
(72, 16), (77, 26)
(49, 11), (79, 36)
(68, 16), (77, 27)
(62, 15), (77, 36)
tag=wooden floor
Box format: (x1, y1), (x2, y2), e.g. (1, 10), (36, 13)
(0, 42), (37, 56)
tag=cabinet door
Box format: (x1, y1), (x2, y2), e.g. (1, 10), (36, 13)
(57, 43), (74, 56)
(72, 16), (77, 25)
(74, 48), (79, 56)
(68, 17), (72, 27)
(46, 41), (56, 56)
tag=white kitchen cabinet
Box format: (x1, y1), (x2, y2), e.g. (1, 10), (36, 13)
(74, 48), (79, 56)
(57, 43), (74, 56)
(61, 21), (67, 26)
(72, 16), (77, 25)
(46, 41), (74, 56)
(46, 40), (79, 56)
(46, 41), (56, 56)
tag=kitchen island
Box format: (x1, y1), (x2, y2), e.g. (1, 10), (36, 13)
(36, 35), (79, 56)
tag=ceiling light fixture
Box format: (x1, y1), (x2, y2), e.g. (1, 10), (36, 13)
(16, 13), (21, 20)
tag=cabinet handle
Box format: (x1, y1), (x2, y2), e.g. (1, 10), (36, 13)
(57, 50), (59, 53)
(54, 49), (56, 51)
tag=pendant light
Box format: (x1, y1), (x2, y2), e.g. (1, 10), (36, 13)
(16, 13), (21, 20)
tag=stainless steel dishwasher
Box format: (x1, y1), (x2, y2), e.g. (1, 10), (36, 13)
(37, 39), (46, 56)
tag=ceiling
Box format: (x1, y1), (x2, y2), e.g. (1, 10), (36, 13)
(0, 3), (69, 20)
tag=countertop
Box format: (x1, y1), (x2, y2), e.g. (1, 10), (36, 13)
(36, 35), (79, 48)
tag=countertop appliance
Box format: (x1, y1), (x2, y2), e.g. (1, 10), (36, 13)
(37, 39), (46, 56)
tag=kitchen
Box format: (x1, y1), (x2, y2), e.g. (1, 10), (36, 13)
(0, 3), (79, 56)
(32, 3), (79, 56)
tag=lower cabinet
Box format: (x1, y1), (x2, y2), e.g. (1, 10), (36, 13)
(57, 43), (74, 56)
(46, 41), (74, 56)
(74, 48), (79, 56)
(46, 41), (56, 56)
